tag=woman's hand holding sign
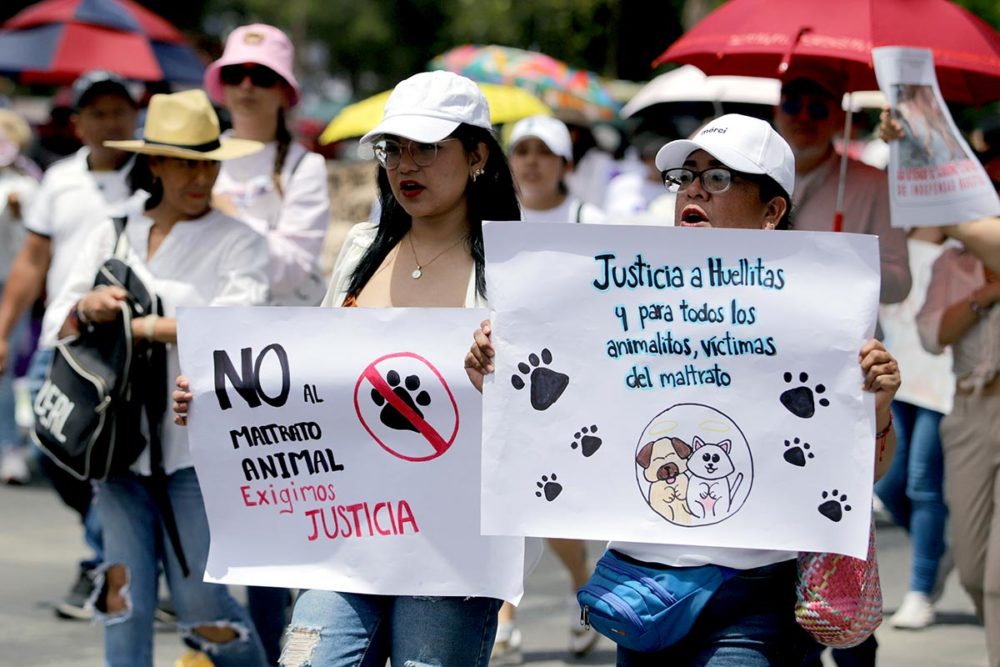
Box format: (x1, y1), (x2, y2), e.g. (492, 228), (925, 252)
(858, 339), (900, 480)
(173, 375), (192, 426)
(465, 319), (495, 393)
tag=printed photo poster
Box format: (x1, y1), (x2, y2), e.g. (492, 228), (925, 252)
(872, 46), (1000, 228)
(481, 222), (881, 559)
(176, 307), (525, 603)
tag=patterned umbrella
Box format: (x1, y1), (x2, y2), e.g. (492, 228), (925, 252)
(320, 82), (552, 144)
(0, 0), (204, 84)
(429, 44), (620, 122)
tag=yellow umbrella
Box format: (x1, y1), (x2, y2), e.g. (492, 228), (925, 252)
(320, 82), (551, 145)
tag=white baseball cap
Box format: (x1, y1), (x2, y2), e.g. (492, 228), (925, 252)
(360, 71), (493, 145)
(654, 114), (795, 197)
(508, 115), (573, 161)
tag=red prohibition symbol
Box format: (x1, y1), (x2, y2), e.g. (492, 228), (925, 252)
(354, 352), (460, 462)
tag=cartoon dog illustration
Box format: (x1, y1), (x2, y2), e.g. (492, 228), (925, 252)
(636, 436), (695, 525)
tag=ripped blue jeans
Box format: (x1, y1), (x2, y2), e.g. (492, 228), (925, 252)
(280, 590), (502, 667)
(96, 467), (267, 667)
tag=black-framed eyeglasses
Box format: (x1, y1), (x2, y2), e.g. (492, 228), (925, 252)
(662, 167), (738, 194)
(373, 138), (459, 170)
(779, 95), (832, 121)
(219, 64), (281, 88)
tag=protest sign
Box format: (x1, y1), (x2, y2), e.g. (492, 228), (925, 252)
(177, 307), (525, 602)
(481, 222), (880, 559)
(873, 46), (1000, 228)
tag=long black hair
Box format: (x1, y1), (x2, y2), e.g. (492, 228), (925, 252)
(128, 154), (162, 209)
(347, 123), (521, 300)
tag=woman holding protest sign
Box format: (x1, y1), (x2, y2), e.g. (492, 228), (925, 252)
(173, 70), (524, 666)
(466, 114), (900, 666)
(49, 89), (270, 667)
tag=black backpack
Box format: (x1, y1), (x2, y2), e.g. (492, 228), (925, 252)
(32, 217), (165, 481)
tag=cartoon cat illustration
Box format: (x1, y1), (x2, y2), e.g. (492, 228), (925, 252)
(685, 436), (744, 520)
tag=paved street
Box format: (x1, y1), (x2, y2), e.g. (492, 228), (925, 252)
(0, 478), (986, 666)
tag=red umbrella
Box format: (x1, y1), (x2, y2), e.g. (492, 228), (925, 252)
(655, 0), (1000, 105)
(0, 0), (204, 84)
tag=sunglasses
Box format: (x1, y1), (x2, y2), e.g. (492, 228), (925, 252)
(219, 64), (281, 88)
(373, 138), (459, 170)
(779, 96), (831, 121)
(662, 167), (740, 194)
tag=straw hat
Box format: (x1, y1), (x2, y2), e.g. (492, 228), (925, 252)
(104, 89), (262, 160)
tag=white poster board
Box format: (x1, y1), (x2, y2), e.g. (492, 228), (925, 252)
(873, 46), (1000, 228)
(482, 222), (880, 559)
(177, 307), (525, 603)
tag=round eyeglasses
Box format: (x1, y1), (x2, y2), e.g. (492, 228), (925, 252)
(662, 167), (737, 194)
(372, 138), (459, 170)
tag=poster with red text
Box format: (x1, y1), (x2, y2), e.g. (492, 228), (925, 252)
(177, 307), (525, 603)
(873, 46), (1000, 228)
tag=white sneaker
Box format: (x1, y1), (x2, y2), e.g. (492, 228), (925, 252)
(0, 448), (31, 485)
(890, 591), (935, 629)
(490, 624), (522, 666)
(567, 595), (599, 657)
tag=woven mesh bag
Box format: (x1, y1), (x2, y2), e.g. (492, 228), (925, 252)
(795, 522), (883, 648)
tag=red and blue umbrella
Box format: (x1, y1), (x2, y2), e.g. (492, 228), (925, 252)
(0, 0), (204, 84)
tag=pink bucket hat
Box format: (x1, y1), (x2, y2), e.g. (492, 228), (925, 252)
(204, 24), (300, 107)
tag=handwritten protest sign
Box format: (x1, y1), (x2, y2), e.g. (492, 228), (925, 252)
(481, 222), (880, 559)
(177, 307), (525, 602)
(873, 47), (1000, 228)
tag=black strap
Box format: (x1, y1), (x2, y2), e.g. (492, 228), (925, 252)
(140, 305), (190, 577)
(574, 200), (584, 223)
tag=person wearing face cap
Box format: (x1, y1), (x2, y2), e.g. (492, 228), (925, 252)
(48, 88), (270, 667)
(466, 115), (900, 666)
(507, 114), (605, 224)
(204, 23), (332, 309)
(0, 69), (140, 618)
(173, 70), (526, 666)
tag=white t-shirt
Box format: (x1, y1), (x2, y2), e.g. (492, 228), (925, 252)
(25, 148), (138, 347)
(47, 209), (270, 474)
(214, 137), (331, 305)
(521, 196), (606, 224)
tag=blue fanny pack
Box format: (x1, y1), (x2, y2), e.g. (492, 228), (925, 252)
(577, 549), (737, 653)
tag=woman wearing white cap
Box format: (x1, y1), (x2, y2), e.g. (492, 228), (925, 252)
(171, 70), (524, 665)
(49, 89), (270, 667)
(467, 114), (900, 666)
(205, 23), (331, 308)
(507, 115), (605, 224)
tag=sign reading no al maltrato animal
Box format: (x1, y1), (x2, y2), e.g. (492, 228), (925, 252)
(177, 307), (525, 602)
(481, 222), (880, 559)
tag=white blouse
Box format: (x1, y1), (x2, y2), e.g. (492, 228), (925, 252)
(47, 209), (270, 474)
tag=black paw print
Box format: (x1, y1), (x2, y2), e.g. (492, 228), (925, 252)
(371, 370), (431, 432)
(535, 473), (562, 501)
(779, 372), (829, 418)
(818, 489), (852, 522)
(782, 437), (814, 467)
(511, 348), (569, 411)
(571, 425), (602, 457)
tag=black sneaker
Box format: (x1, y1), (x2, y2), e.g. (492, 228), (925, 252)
(54, 567), (96, 620)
